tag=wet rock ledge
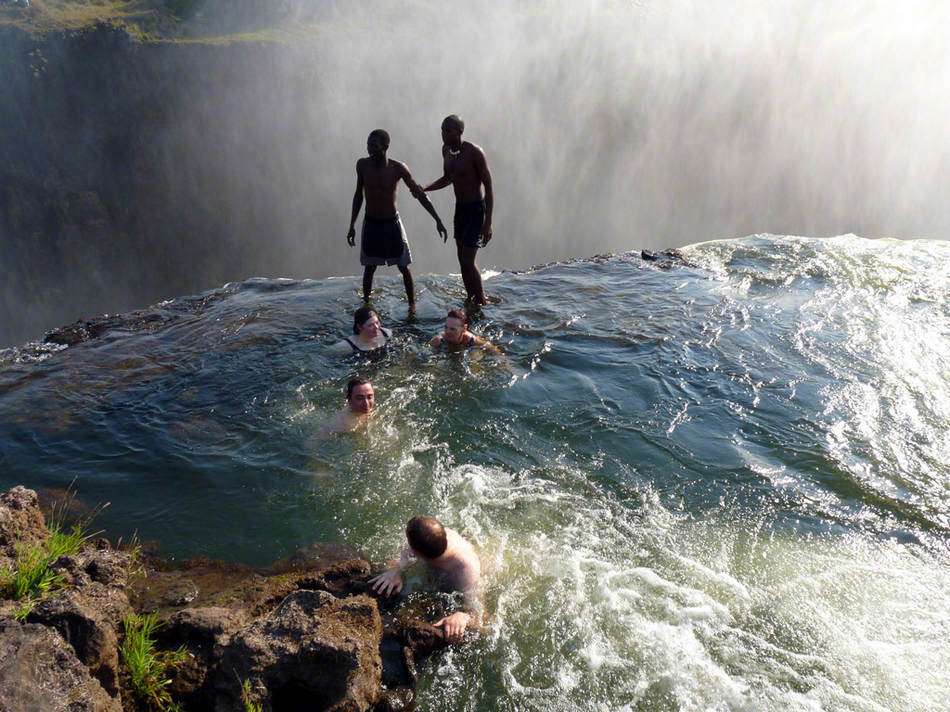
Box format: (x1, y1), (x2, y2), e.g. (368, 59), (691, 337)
(0, 486), (450, 712)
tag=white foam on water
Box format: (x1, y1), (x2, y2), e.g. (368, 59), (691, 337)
(411, 458), (950, 712)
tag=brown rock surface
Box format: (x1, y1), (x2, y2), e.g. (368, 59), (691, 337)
(214, 589), (383, 712)
(0, 487), (455, 712)
(0, 485), (49, 569)
(0, 618), (121, 712)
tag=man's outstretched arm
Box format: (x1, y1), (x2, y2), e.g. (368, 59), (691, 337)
(369, 546), (413, 597)
(475, 147), (494, 245)
(401, 167), (448, 241)
(347, 166), (365, 246)
(423, 175), (452, 192)
(423, 152), (452, 193)
(434, 587), (484, 643)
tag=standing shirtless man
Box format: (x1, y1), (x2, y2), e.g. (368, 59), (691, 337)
(347, 129), (447, 310)
(422, 115), (494, 306)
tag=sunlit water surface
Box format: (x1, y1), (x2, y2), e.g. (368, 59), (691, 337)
(1, 235), (948, 711)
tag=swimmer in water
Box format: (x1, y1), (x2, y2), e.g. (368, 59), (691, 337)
(370, 516), (483, 643)
(428, 308), (500, 354)
(317, 377), (375, 437)
(330, 307), (392, 356)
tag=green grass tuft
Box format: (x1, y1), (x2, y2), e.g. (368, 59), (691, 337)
(241, 678), (263, 712)
(121, 611), (188, 710)
(0, 498), (96, 608)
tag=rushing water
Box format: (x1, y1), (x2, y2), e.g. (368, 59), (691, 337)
(1, 235), (949, 711)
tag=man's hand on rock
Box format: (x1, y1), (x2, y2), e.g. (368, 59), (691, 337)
(369, 568), (403, 597)
(434, 612), (470, 643)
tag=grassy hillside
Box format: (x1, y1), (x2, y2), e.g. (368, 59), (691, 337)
(0, 0), (180, 38)
(0, 0), (333, 42)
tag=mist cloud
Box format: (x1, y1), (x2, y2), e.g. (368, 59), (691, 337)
(3, 0), (949, 346)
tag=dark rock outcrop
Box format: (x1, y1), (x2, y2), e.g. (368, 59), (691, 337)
(640, 248), (694, 268)
(215, 590), (383, 712)
(27, 546), (133, 696)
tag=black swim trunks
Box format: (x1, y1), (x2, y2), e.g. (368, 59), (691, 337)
(360, 214), (412, 266)
(454, 200), (485, 249)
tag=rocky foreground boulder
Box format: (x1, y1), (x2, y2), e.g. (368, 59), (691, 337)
(0, 486), (451, 711)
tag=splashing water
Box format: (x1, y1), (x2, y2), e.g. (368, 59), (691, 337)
(1, 235), (948, 711)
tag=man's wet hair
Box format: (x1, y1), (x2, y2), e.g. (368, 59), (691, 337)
(353, 306), (377, 334)
(346, 377), (372, 399)
(442, 114), (464, 132)
(406, 516), (448, 559)
(446, 308), (468, 324)
(368, 128), (390, 147)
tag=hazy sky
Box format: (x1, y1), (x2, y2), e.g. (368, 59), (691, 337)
(196, 0), (950, 276)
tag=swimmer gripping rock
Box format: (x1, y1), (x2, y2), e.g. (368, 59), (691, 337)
(370, 516), (484, 644)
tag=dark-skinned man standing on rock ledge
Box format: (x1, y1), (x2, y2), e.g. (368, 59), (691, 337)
(346, 129), (447, 313)
(422, 115), (495, 306)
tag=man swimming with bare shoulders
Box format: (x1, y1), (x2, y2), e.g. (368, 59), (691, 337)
(319, 377), (375, 437)
(422, 115), (495, 306)
(428, 308), (500, 354)
(370, 516), (483, 643)
(347, 129), (447, 312)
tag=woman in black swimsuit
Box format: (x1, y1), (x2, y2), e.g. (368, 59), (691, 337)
(331, 306), (392, 355)
(428, 308), (500, 354)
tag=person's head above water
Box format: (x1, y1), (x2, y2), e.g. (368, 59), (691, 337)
(443, 308), (468, 344)
(406, 516), (448, 559)
(353, 306), (381, 336)
(346, 377), (375, 413)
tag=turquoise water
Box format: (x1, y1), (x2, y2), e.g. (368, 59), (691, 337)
(1, 235), (949, 711)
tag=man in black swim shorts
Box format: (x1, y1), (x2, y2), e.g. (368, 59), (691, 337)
(454, 199), (486, 250)
(422, 115), (495, 306)
(347, 129), (447, 311)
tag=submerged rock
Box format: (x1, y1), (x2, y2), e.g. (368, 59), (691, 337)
(43, 310), (173, 347)
(640, 248), (693, 267)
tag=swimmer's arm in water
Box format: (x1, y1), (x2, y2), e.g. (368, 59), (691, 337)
(369, 546), (414, 596)
(474, 336), (502, 355)
(328, 339), (354, 356)
(434, 586), (484, 643)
